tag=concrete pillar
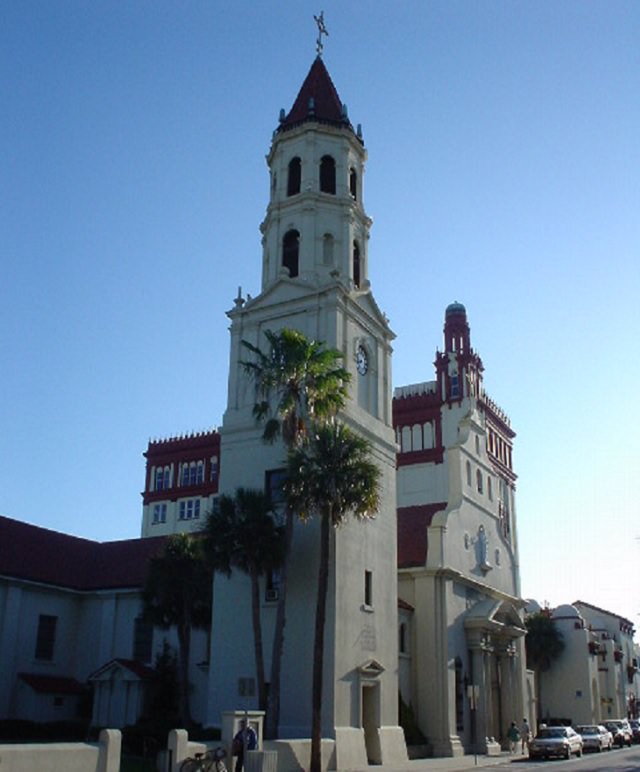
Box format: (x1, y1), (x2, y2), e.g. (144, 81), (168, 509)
(98, 729), (121, 772)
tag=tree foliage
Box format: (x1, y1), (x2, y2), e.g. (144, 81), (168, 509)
(525, 611), (565, 671)
(203, 488), (285, 710)
(143, 534), (212, 727)
(241, 327), (350, 447)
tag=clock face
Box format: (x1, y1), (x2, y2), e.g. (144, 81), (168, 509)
(356, 345), (368, 375)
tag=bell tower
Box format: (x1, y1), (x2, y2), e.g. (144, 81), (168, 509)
(435, 301), (484, 404)
(211, 39), (406, 766)
(260, 56), (371, 295)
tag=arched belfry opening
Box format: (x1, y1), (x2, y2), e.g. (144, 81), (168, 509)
(287, 157), (301, 196)
(350, 167), (358, 200)
(353, 240), (361, 288)
(320, 155), (336, 194)
(282, 229), (300, 277)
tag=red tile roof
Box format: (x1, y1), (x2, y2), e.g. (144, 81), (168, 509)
(397, 504), (447, 569)
(0, 515), (166, 591)
(279, 57), (353, 133)
(19, 673), (85, 695)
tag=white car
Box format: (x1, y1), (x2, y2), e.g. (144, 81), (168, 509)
(528, 726), (583, 760)
(576, 724), (613, 752)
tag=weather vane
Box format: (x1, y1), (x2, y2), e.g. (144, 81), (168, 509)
(314, 11), (328, 57)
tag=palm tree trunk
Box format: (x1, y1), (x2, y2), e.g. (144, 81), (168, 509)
(310, 510), (331, 772)
(250, 564), (267, 711)
(265, 506), (294, 739)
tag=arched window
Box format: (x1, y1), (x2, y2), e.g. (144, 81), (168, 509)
(401, 426), (412, 453)
(319, 155), (336, 194)
(282, 230), (300, 277)
(353, 241), (361, 288)
(466, 461), (472, 486)
(349, 167), (358, 199)
(423, 422), (434, 449)
(411, 424), (422, 451)
(287, 157), (301, 196)
(322, 234), (334, 266)
(487, 476), (493, 501)
(476, 469), (483, 494)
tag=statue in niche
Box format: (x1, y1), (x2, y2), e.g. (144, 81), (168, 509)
(478, 525), (492, 572)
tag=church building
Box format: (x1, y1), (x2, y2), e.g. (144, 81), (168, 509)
(138, 53), (528, 759)
(0, 44), (529, 767)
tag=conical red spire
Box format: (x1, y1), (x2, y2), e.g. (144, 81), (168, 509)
(278, 57), (353, 132)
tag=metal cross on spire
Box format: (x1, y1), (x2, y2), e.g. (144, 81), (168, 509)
(314, 11), (328, 57)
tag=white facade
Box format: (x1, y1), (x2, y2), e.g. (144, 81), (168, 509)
(532, 601), (638, 725)
(395, 305), (527, 756)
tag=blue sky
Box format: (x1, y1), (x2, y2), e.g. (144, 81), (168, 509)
(1, 2), (638, 633)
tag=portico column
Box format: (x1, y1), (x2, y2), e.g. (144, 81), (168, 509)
(496, 640), (517, 747)
(468, 633), (492, 753)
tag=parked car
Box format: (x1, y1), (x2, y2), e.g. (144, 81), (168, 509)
(630, 718), (640, 743)
(528, 726), (583, 760)
(603, 719), (632, 747)
(576, 724), (613, 752)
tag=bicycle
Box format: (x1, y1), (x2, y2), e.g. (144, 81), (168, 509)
(179, 746), (227, 772)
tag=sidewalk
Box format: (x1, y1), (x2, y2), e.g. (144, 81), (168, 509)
(345, 750), (525, 772)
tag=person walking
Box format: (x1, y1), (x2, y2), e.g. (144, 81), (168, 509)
(507, 721), (520, 754)
(520, 718), (531, 754)
(232, 720), (257, 772)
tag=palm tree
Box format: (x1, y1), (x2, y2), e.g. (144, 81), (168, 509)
(241, 328), (351, 447)
(204, 488), (286, 711)
(241, 328), (351, 738)
(285, 420), (381, 772)
(143, 533), (212, 728)
(525, 610), (565, 722)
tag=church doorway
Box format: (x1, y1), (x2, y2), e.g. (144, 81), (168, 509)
(361, 682), (381, 763)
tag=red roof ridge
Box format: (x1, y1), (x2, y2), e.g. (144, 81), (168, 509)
(0, 514), (167, 590)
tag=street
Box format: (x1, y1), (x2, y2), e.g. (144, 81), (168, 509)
(487, 745), (640, 771)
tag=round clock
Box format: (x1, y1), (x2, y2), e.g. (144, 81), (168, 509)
(356, 345), (368, 375)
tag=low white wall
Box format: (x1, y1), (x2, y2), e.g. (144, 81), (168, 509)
(0, 729), (120, 772)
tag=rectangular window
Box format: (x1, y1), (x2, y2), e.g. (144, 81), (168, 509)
(152, 503), (167, 524)
(35, 614), (57, 661)
(364, 570), (373, 608)
(179, 499), (200, 520)
(133, 616), (153, 663)
(266, 468), (287, 525)
(265, 569), (281, 602)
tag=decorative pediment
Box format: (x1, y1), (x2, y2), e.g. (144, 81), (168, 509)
(464, 598), (526, 638)
(358, 658), (385, 677)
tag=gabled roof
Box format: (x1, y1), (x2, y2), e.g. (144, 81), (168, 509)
(0, 515), (166, 591)
(19, 673), (85, 695)
(397, 503), (447, 569)
(278, 57), (354, 134)
(88, 658), (155, 682)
